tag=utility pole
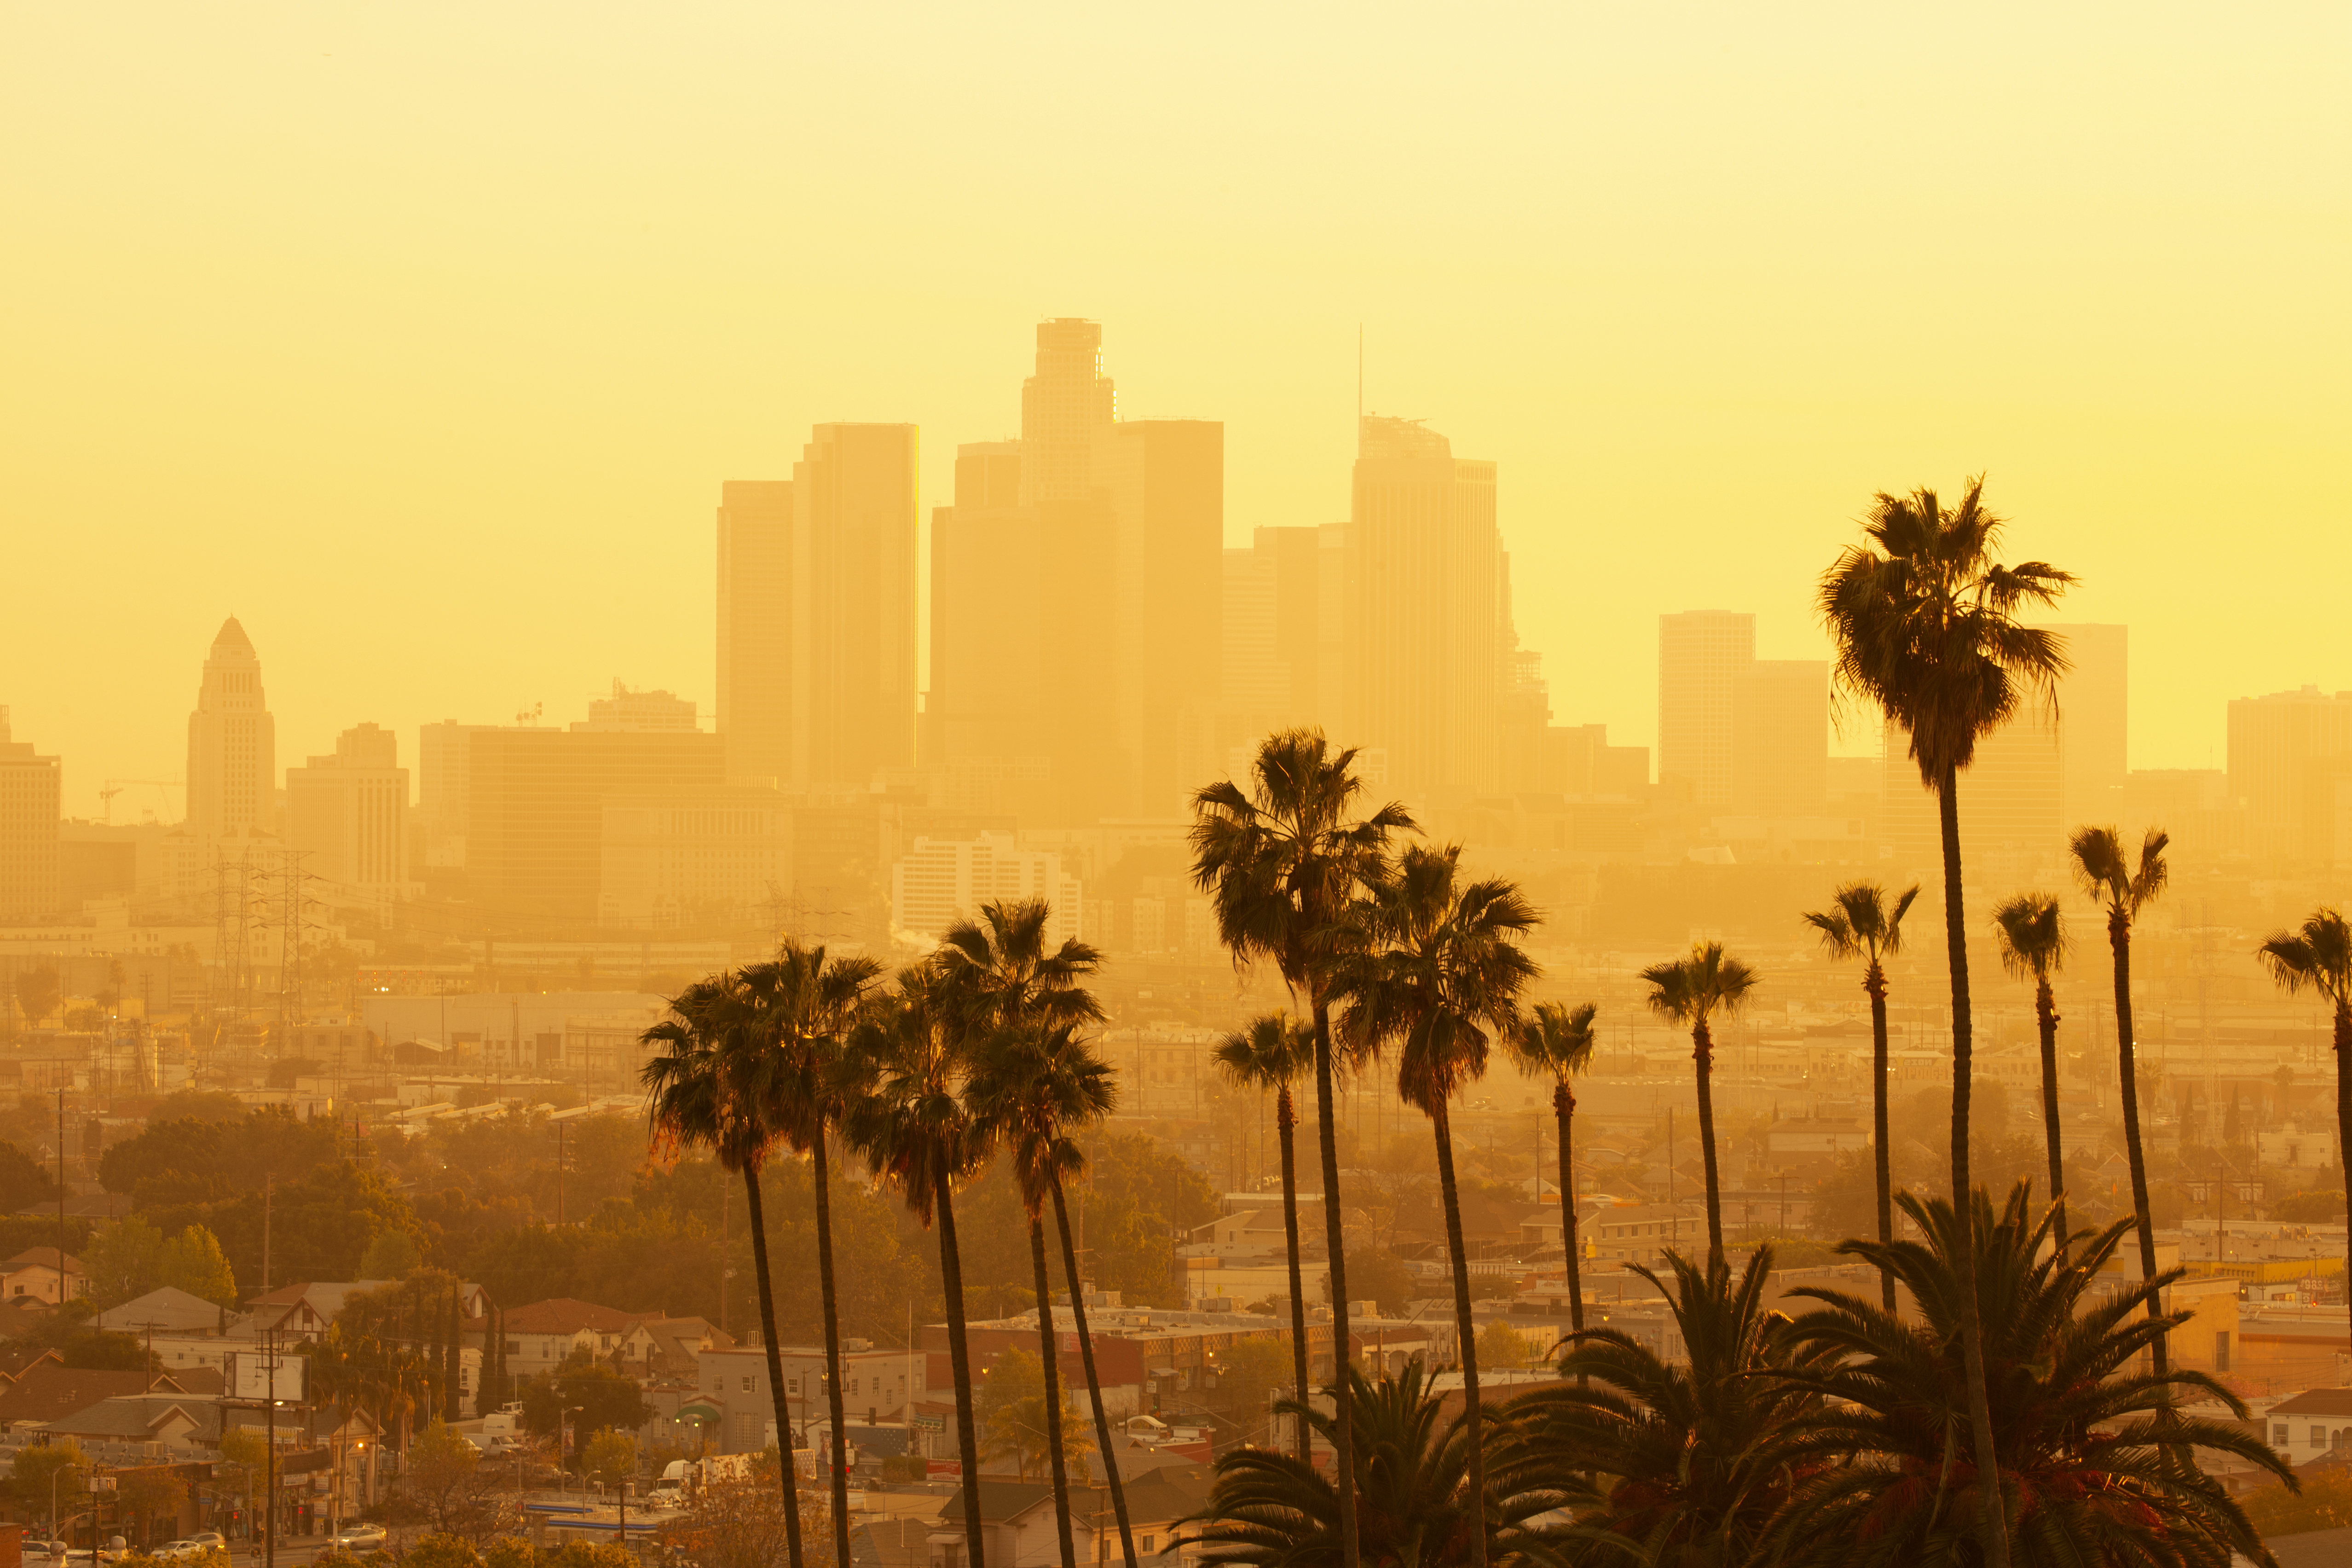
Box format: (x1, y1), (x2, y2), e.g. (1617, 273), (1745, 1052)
(556, 1122), (567, 1225)
(57, 1087), (68, 1305)
(261, 1174), (273, 1295)
(264, 1331), (279, 1568)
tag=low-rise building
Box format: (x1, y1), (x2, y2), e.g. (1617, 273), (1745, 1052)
(693, 1343), (928, 1453)
(0, 1248), (86, 1304)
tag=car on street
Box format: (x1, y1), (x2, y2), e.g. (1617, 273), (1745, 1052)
(330, 1524), (387, 1550)
(181, 1537), (227, 1552)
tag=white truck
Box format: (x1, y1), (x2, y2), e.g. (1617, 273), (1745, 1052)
(650, 1452), (758, 1508)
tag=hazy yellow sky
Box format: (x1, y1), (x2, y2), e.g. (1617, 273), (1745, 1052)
(4, 4), (2345, 817)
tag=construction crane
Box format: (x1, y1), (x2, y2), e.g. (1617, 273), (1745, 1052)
(99, 778), (182, 825)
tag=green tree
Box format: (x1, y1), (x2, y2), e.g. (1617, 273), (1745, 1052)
(581, 1428), (637, 1488)
(359, 1229), (423, 1279)
(1507, 1002), (1599, 1345)
(1801, 881), (1919, 1310)
(518, 1359), (650, 1444)
(1819, 476), (2071, 1568)
(1212, 1336), (1296, 1447)
(641, 973), (809, 1568)
(1213, 1011), (1317, 1462)
(157, 1224), (236, 1304)
(2070, 826), (2171, 1373)
(2258, 906), (2352, 1356)
(839, 964), (992, 1568)
(1474, 1318), (1528, 1371)
(404, 1535), (485, 1568)
(1335, 1247), (1413, 1317)
(1992, 892), (2072, 1256)
(1769, 1184), (2290, 1567)
(14, 966), (61, 1029)
(1333, 842), (1538, 1568)
(405, 1423), (486, 1537)
(975, 1347), (1094, 1483)
(0, 1138), (62, 1212)
(1190, 728), (1415, 1568)
(9, 1437), (88, 1527)
(84, 1216), (168, 1307)
(1640, 942), (1758, 1264)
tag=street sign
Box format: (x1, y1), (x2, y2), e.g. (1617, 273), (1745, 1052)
(909, 1414), (944, 1433)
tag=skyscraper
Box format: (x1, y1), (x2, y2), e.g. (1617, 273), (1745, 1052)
(793, 423), (920, 788)
(1731, 660), (1827, 816)
(185, 617), (276, 840)
(716, 480), (793, 787)
(1657, 611), (1755, 809)
(0, 706), (61, 921)
(2054, 623), (2128, 827)
(930, 320), (1222, 821)
(1346, 416), (1503, 800)
(1218, 524), (1347, 762)
(2228, 685), (2352, 868)
(286, 723), (411, 911)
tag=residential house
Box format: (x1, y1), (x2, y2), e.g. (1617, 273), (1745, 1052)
(618, 1316), (734, 1380)
(2266, 1388), (2352, 1465)
(500, 1298), (655, 1370)
(930, 1465), (1213, 1568)
(95, 1286), (234, 1336)
(0, 1365), (215, 1434)
(694, 1344), (927, 1453)
(246, 1279), (491, 1342)
(0, 1249), (87, 1304)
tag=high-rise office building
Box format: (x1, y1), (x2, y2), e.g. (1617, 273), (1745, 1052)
(2052, 623), (2127, 827)
(185, 617), (277, 841)
(2228, 685), (2352, 868)
(1657, 611), (1755, 809)
(468, 725), (727, 920)
(930, 320), (1222, 821)
(1881, 712), (2064, 870)
(286, 723), (411, 910)
(1219, 524), (1347, 756)
(794, 423), (919, 788)
(889, 832), (1082, 949)
(1731, 660), (1827, 817)
(717, 480), (794, 787)
(598, 787), (792, 929)
(1346, 416), (1503, 799)
(0, 707), (61, 921)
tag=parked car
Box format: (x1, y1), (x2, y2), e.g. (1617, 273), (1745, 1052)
(180, 1537), (227, 1552)
(152, 1542), (219, 1562)
(330, 1524), (387, 1550)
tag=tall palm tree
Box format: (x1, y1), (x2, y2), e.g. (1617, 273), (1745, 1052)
(1992, 893), (2071, 1257)
(1819, 475), (2071, 1568)
(1768, 1183), (2289, 1568)
(839, 965), (994, 1568)
(641, 977), (806, 1568)
(1214, 1012), (1318, 1464)
(1333, 843), (1539, 1568)
(1190, 727), (1416, 1568)
(1507, 1002), (1599, 1344)
(2257, 907), (2352, 1358)
(1801, 881), (1918, 1311)
(745, 940), (884, 1568)
(1639, 942), (1757, 1265)
(2069, 826), (2170, 1373)
(966, 1023), (1120, 1568)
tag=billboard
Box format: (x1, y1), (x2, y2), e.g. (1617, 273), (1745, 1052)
(230, 1349), (308, 1403)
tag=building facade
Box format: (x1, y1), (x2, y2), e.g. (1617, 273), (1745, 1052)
(0, 706), (61, 920)
(185, 617), (276, 842)
(285, 723), (411, 912)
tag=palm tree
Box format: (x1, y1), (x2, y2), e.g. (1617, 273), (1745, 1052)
(1212, 1012), (1318, 1464)
(1819, 475), (2071, 1568)
(1639, 943), (1757, 1265)
(1801, 881), (1919, 1310)
(839, 965), (994, 1568)
(1333, 843), (1537, 1568)
(965, 1022), (1121, 1568)
(1508, 1002), (1599, 1345)
(2257, 907), (2352, 1357)
(1768, 1183), (2290, 1568)
(1179, 1360), (1572, 1568)
(1992, 893), (2072, 1257)
(1190, 727), (1416, 1568)
(2070, 825), (2171, 1373)
(744, 939), (884, 1568)
(641, 976), (806, 1568)
(1519, 1246), (1828, 1568)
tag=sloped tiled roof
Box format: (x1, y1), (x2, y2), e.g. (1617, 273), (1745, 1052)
(0, 1250), (86, 1277)
(504, 1298), (656, 1336)
(0, 1366), (164, 1425)
(2271, 1387), (2352, 1418)
(96, 1286), (231, 1335)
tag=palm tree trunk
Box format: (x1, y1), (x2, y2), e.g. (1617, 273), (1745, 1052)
(2109, 911), (2167, 1377)
(1309, 995), (1361, 1568)
(811, 1134), (853, 1568)
(1430, 1099), (1487, 1568)
(1050, 1176), (1137, 1568)
(1555, 1081), (1582, 1341)
(1866, 963), (1895, 1313)
(1027, 1214), (1077, 1568)
(1691, 1018), (1724, 1264)
(1936, 766), (2009, 1568)
(2335, 1001), (2351, 1357)
(935, 1171), (987, 1568)
(2034, 978), (2068, 1261)
(1277, 1085), (1312, 1464)
(739, 1163), (807, 1568)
